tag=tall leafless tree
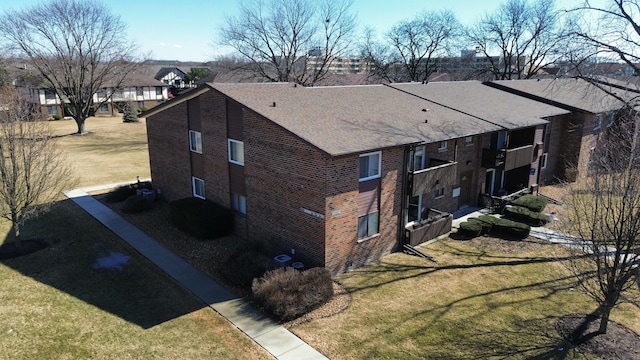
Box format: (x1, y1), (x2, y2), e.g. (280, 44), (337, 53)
(360, 11), (460, 83)
(0, 0), (140, 134)
(467, 0), (567, 79)
(562, 105), (640, 335)
(566, 0), (640, 80)
(0, 86), (76, 247)
(218, 0), (356, 86)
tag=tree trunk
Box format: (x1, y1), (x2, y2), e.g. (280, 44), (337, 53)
(10, 222), (21, 249)
(75, 117), (86, 134)
(598, 306), (611, 334)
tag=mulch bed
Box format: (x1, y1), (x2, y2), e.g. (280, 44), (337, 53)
(556, 314), (640, 360)
(0, 239), (49, 260)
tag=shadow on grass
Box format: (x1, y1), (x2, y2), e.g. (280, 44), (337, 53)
(0, 199), (206, 329)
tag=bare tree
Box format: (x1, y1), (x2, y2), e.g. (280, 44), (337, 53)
(359, 27), (401, 83)
(0, 86), (76, 247)
(387, 10), (461, 82)
(562, 105), (640, 335)
(467, 0), (567, 79)
(566, 0), (640, 80)
(218, 0), (356, 85)
(0, 0), (140, 134)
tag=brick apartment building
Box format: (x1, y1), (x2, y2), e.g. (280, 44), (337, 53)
(142, 80), (576, 274)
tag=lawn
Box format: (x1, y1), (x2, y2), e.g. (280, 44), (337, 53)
(290, 237), (640, 359)
(0, 117), (271, 359)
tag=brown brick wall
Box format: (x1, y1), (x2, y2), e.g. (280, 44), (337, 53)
(325, 147), (404, 274)
(539, 113), (586, 184)
(146, 101), (192, 201)
(243, 110), (328, 268)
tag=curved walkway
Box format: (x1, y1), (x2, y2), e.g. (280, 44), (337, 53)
(64, 188), (327, 360)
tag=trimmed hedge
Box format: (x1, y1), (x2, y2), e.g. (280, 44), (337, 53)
(170, 197), (234, 239)
(252, 267), (334, 322)
(221, 241), (273, 286)
(504, 205), (549, 226)
(121, 194), (151, 213)
(475, 215), (531, 239)
(511, 194), (548, 213)
(469, 217), (492, 234)
(458, 221), (483, 238)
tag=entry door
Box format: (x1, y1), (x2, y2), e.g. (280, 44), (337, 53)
(459, 170), (473, 207)
(485, 169), (496, 196)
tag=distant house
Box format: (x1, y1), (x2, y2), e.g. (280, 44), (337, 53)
(155, 67), (189, 89)
(142, 81), (567, 274)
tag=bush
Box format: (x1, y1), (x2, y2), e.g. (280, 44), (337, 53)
(52, 114), (62, 120)
(476, 215), (531, 239)
(468, 217), (492, 234)
(221, 241), (273, 286)
(510, 194), (548, 213)
(170, 197), (234, 239)
(504, 205), (549, 226)
(105, 181), (152, 203)
(137, 107), (148, 114)
(458, 221), (483, 238)
(252, 267), (334, 322)
(121, 194), (151, 213)
(122, 101), (139, 123)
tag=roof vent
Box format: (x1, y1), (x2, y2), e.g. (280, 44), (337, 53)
(271, 102), (276, 107)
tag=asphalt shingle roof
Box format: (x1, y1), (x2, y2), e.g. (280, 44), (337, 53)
(487, 78), (634, 114)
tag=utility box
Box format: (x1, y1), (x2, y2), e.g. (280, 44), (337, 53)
(273, 254), (292, 268)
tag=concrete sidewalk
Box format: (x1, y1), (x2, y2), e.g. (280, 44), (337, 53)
(64, 188), (327, 360)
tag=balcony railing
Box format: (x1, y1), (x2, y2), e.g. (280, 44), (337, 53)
(482, 144), (534, 171)
(409, 160), (457, 197)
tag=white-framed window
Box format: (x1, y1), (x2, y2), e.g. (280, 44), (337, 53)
(192, 177), (205, 199)
(155, 86), (163, 96)
(47, 106), (57, 115)
(359, 151), (381, 181)
(231, 193), (247, 215)
(99, 103), (109, 113)
(411, 146), (425, 171)
(435, 187), (445, 198)
(358, 212), (379, 239)
(137, 101), (144, 108)
(438, 141), (448, 151)
(465, 136), (474, 145)
(136, 87), (143, 97)
(408, 194), (426, 223)
(189, 130), (202, 153)
(44, 89), (56, 100)
(228, 139), (245, 165)
(540, 153), (548, 169)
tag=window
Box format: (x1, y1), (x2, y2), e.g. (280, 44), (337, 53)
(155, 87), (163, 96)
(228, 139), (245, 165)
(136, 87), (143, 97)
(358, 212), (379, 239)
(138, 101), (144, 108)
(231, 193), (247, 215)
(540, 153), (548, 169)
(465, 136), (474, 145)
(47, 106), (57, 115)
(113, 88), (124, 99)
(359, 151), (381, 181)
(412, 146), (425, 171)
(435, 187), (445, 198)
(98, 103), (109, 113)
(189, 130), (202, 153)
(192, 177), (205, 199)
(44, 89), (56, 100)
(438, 141), (448, 151)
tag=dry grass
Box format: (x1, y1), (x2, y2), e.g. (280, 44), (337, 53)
(0, 118), (270, 359)
(290, 237), (640, 359)
(50, 116), (150, 188)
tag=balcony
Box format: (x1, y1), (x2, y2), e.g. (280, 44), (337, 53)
(405, 208), (452, 246)
(482, 144), (533, 171)
(409, 160), (457, 197)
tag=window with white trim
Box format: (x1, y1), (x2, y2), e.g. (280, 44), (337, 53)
(465, 136), (473, 145)
(540, 153), (548, 169)
(192, 177), (205, 199)
(98, 103), (109, 113)
(435, 187), (445, 198)
(358, 212), (379, 239)
(189, 130), (202, 153)
(359, 151), (381, 181)
(228, 139), (245, 165)
(231, 193), (247, 215)
(438, 141), (448, 151)
(47, 106), (57, 115)
(155, 86), (163, 96)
